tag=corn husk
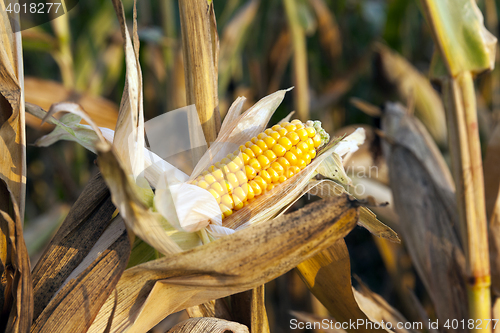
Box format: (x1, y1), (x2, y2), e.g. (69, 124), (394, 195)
(167, 317), (248, 333)
(30, 173), (129, 333)
(87, 194), (359, 332)
(0, 2), (32, 332)
(381, 102), (467, 330)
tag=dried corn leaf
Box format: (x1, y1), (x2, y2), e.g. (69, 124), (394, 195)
(167, 317), (248, 333)
(485, 123), (500, 219)
(24, 77), (118, 130)
(88, 194), (359, 333)
(381, 102), (467, 329)
(232, 286), (270, 333)
(296, 241), (385, 333)
(111, 0), (144, 179)
(490, 187), (500, 295)
(353, 279), (419, 333)
(30, 173), (127, 329)
(374, 43), (447, 146)
(0, 0), (25, 220)
(0, 180), (33, 333)
(420, 0), (496, 76)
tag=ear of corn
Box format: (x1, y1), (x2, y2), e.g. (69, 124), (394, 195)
(193, 120), (330, 218)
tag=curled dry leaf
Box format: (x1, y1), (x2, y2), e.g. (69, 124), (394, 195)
(30, 173), (129, 333)
(381, 102), (467, 330)
(88, 194), (359, 333)
(167, 317), (248, 333)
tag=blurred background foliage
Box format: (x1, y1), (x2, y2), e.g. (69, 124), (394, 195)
(21, 0), (500, 332)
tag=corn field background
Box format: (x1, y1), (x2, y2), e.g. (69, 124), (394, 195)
(1, 0), (500, 332)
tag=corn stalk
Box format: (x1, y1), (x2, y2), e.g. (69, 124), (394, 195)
(419, 1), (497, 330)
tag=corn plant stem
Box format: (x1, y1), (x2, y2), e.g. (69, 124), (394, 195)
(179, 0), (220, 146)
(50, 0), (74, 89)
(443, 73), (491, 332)
(283, 0), (310, 121)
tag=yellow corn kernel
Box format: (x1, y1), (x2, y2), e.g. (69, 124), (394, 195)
(280, 122), (290, 127)
(296, 158), (307, 170)
(239, 145), (247, 152)
(226, 173), (240, 189)
(263, 149), (277, 161)
(251, 137), (258, 144)
(233, 186), (247, 202)
(309, 149), (316, 159)
(221, 194), (234, 208)
(267, 184), (275, 191)
(245, 165), (257, 180)
(241, 183), (255, 200)
(197, 180), (210, 190)
(204, 174), (216, 185)
(263, 136), (276, 148)
(208, 165), (218, 172)
(290, 166), (300, 174)
(266, 167), (280, 183)
(232, 155), (244, 168)
(201, 170), (209, 176)
(278, 175), (287, 183)
(245, 141), (253, 148)
(272, 143), (286, 157)
(233, 195), (244, 210)
(248, 158), (262, 172)
(297, 141), (309, 153)
(277, 156), (291, 169)
(284, 168), (294, 178)
(241, 152), (250, 164)
(212, 169), (224, 181)
(305, 138), (314, 150)
(219, 204), (233, 218)
(250, 144), (263, 156)
(259, 169), (272, 184)
(278, 137), (292, 150)
(278, 128), (288, 136)
(286, 131), (300, 145)
(291, 119), (302, 124)
(284, 151), (298, 165)
(294, 122), (305, 130)
(306, 126), (316, 137)
(244, 147), (255, 158)
(256, 139), (268, 150)
(227, 161), (240, 173)
(272, 124), (282, 131)
(253, 176), (267, 192)
(235, 170), (248, 185)
(270, 162), (284, 175)
(208, 189), (221, 204)
(296, 128), (309, 141)
(211, 181), (226, 196)
(304, 152), (312, 165)
(265, 128), (274, 135)
(291, 146), (304, 159)
(284, 124), (296, 132)
(257, 155), (270, 169)
(257, 133), (267, 140)
(220, 157), (230, 165)
(270, 131), (280, 140)
(313, 134), (322, 148)
(249, 180), (262, 196)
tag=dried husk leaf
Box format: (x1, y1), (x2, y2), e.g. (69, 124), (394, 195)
(88, 194), (359, 333)
(381, 102), (468, 330)
(0, 180), (33, 333)
(374, 43), (447, 145)
(96, 141), (182, 255)
(0, 0), (26, 221)
(353, 279), (419, 333)
(296, 241), (386, 333)
(30, 173), (127, 330)
(111, 0), (144, 179)
(231, 286), (270, 333)
(24, 77), (118, 130)
(167, 317), (248, 333)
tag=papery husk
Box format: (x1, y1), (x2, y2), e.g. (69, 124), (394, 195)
(30, 173), (129, 333)
(88, 194), (359, 333)
(381, 102), (468, 331)
(96, 141), (182, 255)
(231, 286), (270, 333)
(111, 0), (144, 179)
(0, 180), (33, 333)
(167, 317), (248, 333)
